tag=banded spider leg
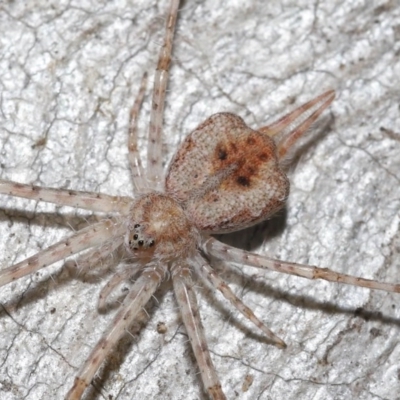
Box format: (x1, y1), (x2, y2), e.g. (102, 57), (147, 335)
(0, 0), (399, 400)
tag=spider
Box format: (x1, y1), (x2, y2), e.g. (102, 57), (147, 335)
(1, 1), (399, 399)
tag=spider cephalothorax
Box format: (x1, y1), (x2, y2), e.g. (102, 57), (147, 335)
(125, 192), (199, 261)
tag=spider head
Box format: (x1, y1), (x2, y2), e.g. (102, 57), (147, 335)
(125, 192), (199, 261)
(125, 222), (155, 254)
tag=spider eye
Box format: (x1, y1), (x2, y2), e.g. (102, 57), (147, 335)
(133, 234), (138, 240)
(149, 240), (155, 247)
(138, 240), (144, 246)
(134, 224), (140, 228)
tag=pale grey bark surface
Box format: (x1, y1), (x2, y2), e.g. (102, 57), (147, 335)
(0, 1), (399, 399)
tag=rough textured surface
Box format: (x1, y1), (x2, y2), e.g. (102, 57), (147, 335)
(0, 1), (399, 399)
(166, 112), (289, 233)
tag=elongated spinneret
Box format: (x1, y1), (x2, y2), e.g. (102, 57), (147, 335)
(259, 89), (335, 160)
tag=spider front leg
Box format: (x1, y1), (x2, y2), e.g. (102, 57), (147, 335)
(172, 264), (227, 400)
(66, 236), (124, 277)
(146, 0), (180, 188)
(0, 219), (124, 287)
(128, 72), (148, 193)
(0, 179), (132, 214)
(98, 264), (141, 310)
(66, 264), (166, 400)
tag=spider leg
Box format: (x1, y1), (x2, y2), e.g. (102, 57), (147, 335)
(65, 237), (124, 285)
(146, 0), (180, 188)
(0, 179), (132, 214)
(67, 237), (124, 277)
(172, 264), (227, 400)
(98, 264), (141, 310)
(192, 254), (286, 348)
(258, 90), (335, 160)
(128, 72), (149, 193)
(65, 264), (166, 400)
(0, 219), (124, 287)
(203, 237), (400, 293)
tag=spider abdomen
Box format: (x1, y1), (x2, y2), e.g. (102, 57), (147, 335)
(166, 113), (290, 234)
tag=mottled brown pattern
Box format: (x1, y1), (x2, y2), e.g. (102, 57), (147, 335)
(166, 113), (289, 233)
